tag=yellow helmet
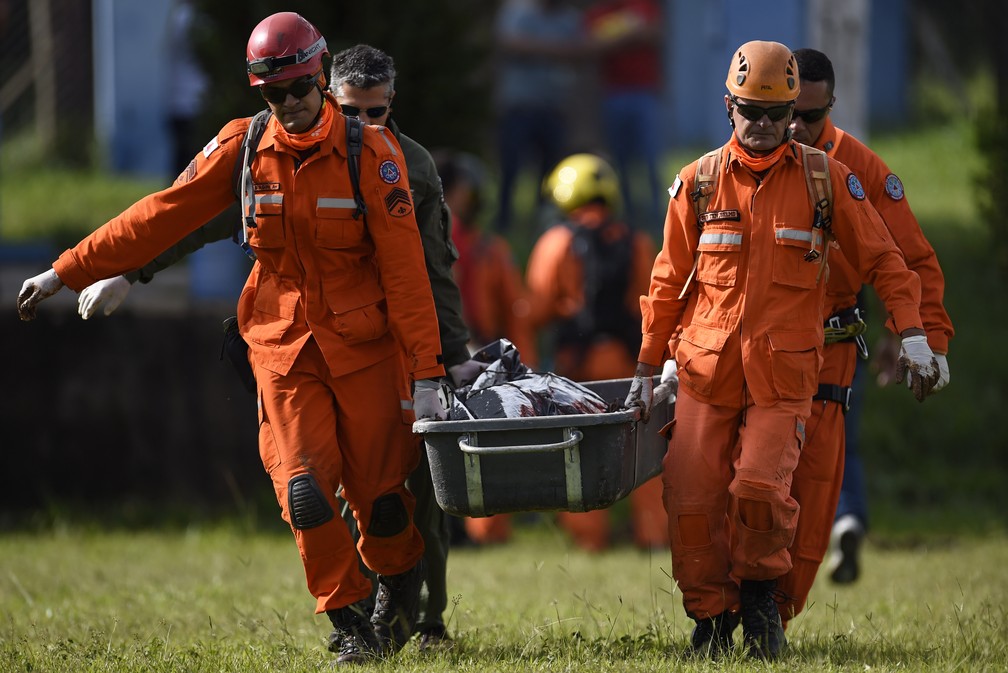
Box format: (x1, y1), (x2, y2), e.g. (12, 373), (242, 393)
(725, 40), (800, 102)
(543, 153), (621, 214)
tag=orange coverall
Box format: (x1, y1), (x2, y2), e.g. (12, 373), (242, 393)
(525, 204), (667, 551)
(777, 119), (954, 622)
(641, 139), (924, 620)
(52, 96), (444, 614)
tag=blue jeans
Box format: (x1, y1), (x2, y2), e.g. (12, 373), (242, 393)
(601, 90), (663, 235)
(495, 105), (567, 233)
(836, 354), (869, 529)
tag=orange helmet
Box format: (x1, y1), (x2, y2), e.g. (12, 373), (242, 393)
(725, 40), (799, 102)
(246, 12), (328, 86)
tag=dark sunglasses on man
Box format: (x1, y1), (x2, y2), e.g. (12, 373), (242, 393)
(260, 74), (319, 104)
(730, 95), (793, 122)
(339, 104), (390, 119)
(793, 98), (836, 123)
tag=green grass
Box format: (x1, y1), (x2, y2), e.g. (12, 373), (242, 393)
(1, 523), (1005, 672)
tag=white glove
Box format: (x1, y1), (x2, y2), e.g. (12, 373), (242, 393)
(895, 335), (939, 402)
(78, 275), (132, 320)
(624, 375), (654, 422)
(658, 359), (678, 404)
(447, 359), (489, 388)
(413, 378), (448, 420)
(17, 268), (64, 321)
(933, 353), (950, 392)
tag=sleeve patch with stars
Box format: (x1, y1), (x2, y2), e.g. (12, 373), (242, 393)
(884, 173), (905, 200)
(846, 172), (866, 200)
(379, 160), (401, 184)
(385, 187), (413, 217)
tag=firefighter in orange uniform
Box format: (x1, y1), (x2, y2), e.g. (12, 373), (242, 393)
(775, 47), (954, 625)
(624, 41), (940, 660)
(526, 153), (666, 551)
(17, 12), (445, 664)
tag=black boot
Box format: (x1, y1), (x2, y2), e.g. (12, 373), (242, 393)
(690, 611), (740, 658)
(327, 599), (380, 664)
(740, 579), (787, 660)
(372, 559), (426, 654)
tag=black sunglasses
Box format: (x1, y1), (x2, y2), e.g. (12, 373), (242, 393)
(339, 104), (390, 119)
(793, 100), (834, 123)
(730, 96), (793, 122)
(260, 75), (318, 104)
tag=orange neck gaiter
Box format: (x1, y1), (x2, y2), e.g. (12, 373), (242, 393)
(728, 133), (789, 173)
(274, 94), (334, 151)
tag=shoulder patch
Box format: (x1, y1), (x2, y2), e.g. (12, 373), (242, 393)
(884, 173), (905, 200)
(175, 158), (197, 185)
(379, 160), (401, 184)
(385, 187), (413, 217)
(202, 136), (219, 158)
(846, 173), (865, 200)
(668, 175), (683, 198)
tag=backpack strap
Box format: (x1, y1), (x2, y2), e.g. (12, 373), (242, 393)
(690, 148), (722, 226)
(234, 108), (272, 260)
(798, 144), (833, 280)
(345, 116), (367, 220)
(678, 148), (723, 299)
(231, 111), (369, 261)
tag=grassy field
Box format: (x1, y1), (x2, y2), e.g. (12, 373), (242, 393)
(0, 523), (1005, 672)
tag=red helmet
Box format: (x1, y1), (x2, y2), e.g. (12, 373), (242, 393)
(246, 12), (328, 86)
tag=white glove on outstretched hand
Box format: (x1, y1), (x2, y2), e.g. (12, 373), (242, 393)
(79, 276), (132, 320)
(624, 375), (654, 422)
(17, 268), (64, 321)
(895, 335), (939, 402)
(413, 378), (448, 420)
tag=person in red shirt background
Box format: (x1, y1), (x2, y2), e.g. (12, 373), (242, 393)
(584, 0), (665, 236)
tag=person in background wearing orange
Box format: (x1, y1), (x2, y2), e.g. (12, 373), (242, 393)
(775, 47), (954, 626)
(526, 153), (665, 552)
(624, 41), (941, 660)
(433, 148), (537, 546)
(16, 13), (446, 664)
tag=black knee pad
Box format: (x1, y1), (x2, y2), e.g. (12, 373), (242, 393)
(288, 473), (334, 530)
(368, 493), (409, 537)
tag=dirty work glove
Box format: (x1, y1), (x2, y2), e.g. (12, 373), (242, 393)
(78, 275), (132, 319)
(895, 335), (939, 402)
(624, 375), (654, 422)
(17, 268), (64, 321)
(659, 359), (679, 404)
(933, 353), (950, 393)
(413, 378), (448, 420)
(448, 358), (489, 388)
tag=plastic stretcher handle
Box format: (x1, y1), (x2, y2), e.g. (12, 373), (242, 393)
(457, 429), (584, 455)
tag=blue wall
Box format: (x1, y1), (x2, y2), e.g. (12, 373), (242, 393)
(664, 0), (907, 149)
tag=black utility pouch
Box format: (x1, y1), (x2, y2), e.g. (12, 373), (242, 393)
(220, 316), (256, 394)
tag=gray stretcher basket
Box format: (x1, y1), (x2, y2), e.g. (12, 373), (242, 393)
(412, 377), (673, 517)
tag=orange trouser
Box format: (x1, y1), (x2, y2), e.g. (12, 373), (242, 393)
(464, 514), (513, 544)
(255, 339), (424, 614)
(557, 475), (669, 551)
(777, 341), (857, 622)
(663, 390), (809, 620)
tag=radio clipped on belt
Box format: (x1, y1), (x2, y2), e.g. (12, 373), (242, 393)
(824, 306), (869, 360)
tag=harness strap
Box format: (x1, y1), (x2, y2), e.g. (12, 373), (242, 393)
(813, 383), (852, 413)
